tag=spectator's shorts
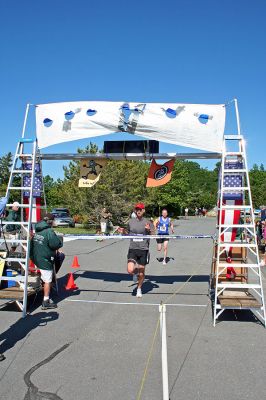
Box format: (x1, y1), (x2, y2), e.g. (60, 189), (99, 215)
(39, 269), (53, 283)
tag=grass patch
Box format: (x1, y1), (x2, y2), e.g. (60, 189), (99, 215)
(55, 227), (96, 235)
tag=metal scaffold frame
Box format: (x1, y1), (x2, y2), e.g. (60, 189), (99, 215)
(0, 99), (264, 329)
(212, 99), (265, 326)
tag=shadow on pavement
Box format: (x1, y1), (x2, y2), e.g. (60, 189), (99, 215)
(74, 270), (209, 284)
(0, 311), (59, 354)
(215, 309), (262, 325)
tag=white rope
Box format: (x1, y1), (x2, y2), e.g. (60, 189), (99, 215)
(65, 299), (208, 307)
(63, 234), (215, 240)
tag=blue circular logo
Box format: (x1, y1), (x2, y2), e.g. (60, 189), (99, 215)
(86, 109), (97, 116)
(43, 118), (53, 127)
(165, 108), (177, 118)
(198, 114), (209, 124)
(64, 111), (75, 120)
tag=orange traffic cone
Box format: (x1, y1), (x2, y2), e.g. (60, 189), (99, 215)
(71, 255), (80, 269)
(65, 273), (78, 290)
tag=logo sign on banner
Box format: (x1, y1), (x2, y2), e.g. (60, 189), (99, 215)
(79, 159), (106, 187)
(146, 159), (175, 187)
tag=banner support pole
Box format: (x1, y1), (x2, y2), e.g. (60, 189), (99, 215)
(21, 103), (30, 139)
(159, 303), (169, 400)
(234, 98), (241, 136)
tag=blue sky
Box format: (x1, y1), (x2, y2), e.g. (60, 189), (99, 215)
(1, 0), (265, 178)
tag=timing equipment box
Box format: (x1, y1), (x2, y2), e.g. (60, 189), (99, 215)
(103, 140), (159, 154)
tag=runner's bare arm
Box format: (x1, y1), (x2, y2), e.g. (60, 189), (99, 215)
(170, 220), (174, 234)
(146, 221), (155, 234)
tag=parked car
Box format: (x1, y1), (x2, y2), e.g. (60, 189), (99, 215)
(52, 208), (70, 215)
(240, 208), (261, 217)
(51, 210), (75, 228)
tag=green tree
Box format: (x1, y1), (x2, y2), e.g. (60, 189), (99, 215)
(0, 152), (13, 196)
(250, 164), (266, 207)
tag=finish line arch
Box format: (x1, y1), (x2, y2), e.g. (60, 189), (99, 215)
(1, 98), (264, 330)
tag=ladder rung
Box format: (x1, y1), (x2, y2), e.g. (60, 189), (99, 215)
(6, 203), (44, 208)
(219, 205), (251, 210)
(216, 305), (263, 310)
(224, 135), (244, 140)
(15, 154), (33, 158)
(217, 264), (260, 268)
(1, 221), (30, 225)
(9, 187), (32, 191)
(217, 283), (261, 289)
(218, 243), (257, 247)
(5, 257), (27, 262)
(225, 152), (244, 156)
(219, 224), (254, 228)
(12, 170), (33, 174)
(6, 203), (31, 207)
(0, 239), (27, 244)
(218, 273), (247, 278)
(19, 138), (35, 143)
(224, 169), (247, 173)
(0, 276), (25, 282)
(221, 187), (249, 191)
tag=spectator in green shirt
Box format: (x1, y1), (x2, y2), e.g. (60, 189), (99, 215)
(5, 201), (20, 234)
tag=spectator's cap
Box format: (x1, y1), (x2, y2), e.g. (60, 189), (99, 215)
(43, 213), (55, 221)
(135, 202), (145, 210)
(12, 201), (20, 207)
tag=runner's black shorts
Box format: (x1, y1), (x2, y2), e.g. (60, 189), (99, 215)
(156, 235), (169, 244)
(127, 249), (149, 266)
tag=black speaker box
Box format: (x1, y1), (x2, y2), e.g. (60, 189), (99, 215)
(103, 140), (159, 154)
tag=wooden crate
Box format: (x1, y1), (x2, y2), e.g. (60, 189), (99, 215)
(218, 289), (262, 308)
(211, 244), (248, 288)
(0, 286), (37, 301)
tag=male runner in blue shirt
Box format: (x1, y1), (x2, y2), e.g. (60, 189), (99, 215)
(155, 209), (174, 265)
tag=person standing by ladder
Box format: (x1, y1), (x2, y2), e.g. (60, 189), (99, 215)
(30, 213), (63, 309)
(155, 208), (174, 265)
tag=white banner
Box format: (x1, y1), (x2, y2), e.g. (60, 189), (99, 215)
(36, 101), (226, 152)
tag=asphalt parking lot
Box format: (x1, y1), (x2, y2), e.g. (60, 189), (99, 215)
(0, 217), (266, 400)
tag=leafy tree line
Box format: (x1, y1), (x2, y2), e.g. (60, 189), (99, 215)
(42, 143), (220, 223)
(0, 145), (265, 223)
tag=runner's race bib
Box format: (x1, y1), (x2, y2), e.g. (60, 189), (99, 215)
(133, 234), (144, 242)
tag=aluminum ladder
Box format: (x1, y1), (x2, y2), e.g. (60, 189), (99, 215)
(0, 138), (40, 317)
(213, 134), (265, 326)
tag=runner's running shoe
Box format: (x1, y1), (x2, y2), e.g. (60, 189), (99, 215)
(136, 288), (142, 298)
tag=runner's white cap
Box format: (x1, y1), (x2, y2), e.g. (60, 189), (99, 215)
(12, 201), (20, 207)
